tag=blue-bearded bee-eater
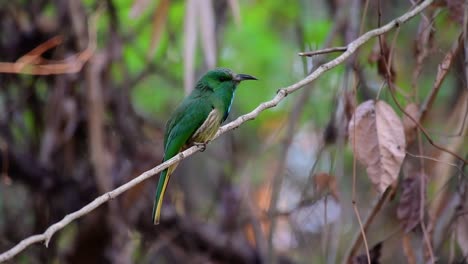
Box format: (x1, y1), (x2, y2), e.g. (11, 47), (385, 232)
(152, 68), (257, 224)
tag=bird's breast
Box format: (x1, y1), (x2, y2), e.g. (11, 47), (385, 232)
(190, 108), (223, 143)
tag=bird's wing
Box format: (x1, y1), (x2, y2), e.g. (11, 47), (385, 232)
(163, 99), (212, 160)
(153, 99), (211, 224)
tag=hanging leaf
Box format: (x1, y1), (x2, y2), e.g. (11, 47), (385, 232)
(344, 90), (357, 122)
(313, 172), (339, 201)
(397, 174), (426, 233)
(402, 103), (420, 145)
(198, 0), (217, 69)
(147, 0), (170, 58)
(184, 0), (197, 94)
(349, 100), (406, 193)
(368, 38), (396, 82)
(352, 242), (383, 264)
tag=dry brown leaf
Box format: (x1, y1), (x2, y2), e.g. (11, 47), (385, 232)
(352, 242), (383, 264)
(198, 0), (217, 69)
(184, 0), (197, 94)
(378, 39), (396, 82)
(397, 174), (426, 233)
(345, 90), (357, 122)
(402, 103), (420, 145)
(148, 0), (170, 58)
(368, 38), (396, 82)
(313, 172), (339, 201)
(349, 100), (406, 193)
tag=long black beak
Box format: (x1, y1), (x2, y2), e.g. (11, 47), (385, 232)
(234, 73), (258, 81)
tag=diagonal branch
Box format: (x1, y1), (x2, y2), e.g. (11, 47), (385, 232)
(0, 0), (435, 262)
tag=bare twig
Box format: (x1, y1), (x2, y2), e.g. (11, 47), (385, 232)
(347, 1), (370, 263)
(0, 1), (435, 261)
(0, 41), (94, 75)
(411, 9), (435, 95)
(298, 46), (347, 57)
(375, 5), (467, 166)
(405, 152), (465, 177)
(0, 11), (97, 75)
(345, 189), (392, 263)
(378, 5), (438, 263)
(420, 33), (464, 124)
(359, 0), (370, 36)
(388, 76), (467, 165)
(14, 36), (63, 68)
(349, 77), (371, 264)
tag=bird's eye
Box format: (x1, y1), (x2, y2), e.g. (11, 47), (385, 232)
(219, 75), (230, 82)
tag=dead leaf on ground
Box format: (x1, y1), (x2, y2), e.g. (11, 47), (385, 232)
(402, 103), (420, 145)
(397, 173), (427, 233)
(349, 100), (406, 193)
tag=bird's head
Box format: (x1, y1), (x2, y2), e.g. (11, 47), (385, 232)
(197, 68), (257, 91)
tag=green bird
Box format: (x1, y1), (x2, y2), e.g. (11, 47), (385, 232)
(152, 68), (257, 224)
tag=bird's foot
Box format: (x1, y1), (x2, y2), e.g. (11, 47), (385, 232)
(194, 142), (207, 152)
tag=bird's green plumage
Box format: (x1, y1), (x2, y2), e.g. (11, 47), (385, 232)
(152, 68), (257, 224)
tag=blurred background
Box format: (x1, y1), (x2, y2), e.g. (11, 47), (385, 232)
(0, 0), (466, 263)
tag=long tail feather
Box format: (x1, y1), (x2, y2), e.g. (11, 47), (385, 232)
(152, 167), (171, 225)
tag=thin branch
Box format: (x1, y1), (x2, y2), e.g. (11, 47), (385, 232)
(0, 0), (435, 261)
(375, 7), (467, 166)
(411, 9), (435, 96)
(350, 74), (371, 264)
(298, 46), (347, 57)
(405, 152), (466, 179)
(420, 33), (464, 123)
(378, 4), (435, 263)
(14, 36), (63, 67)
(388, 74), (468, 164)
(344, 189), (392, 263)
(0, 11), (97, 75)
(0, 43), (93, 75)
(359, 0), (370, 35)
